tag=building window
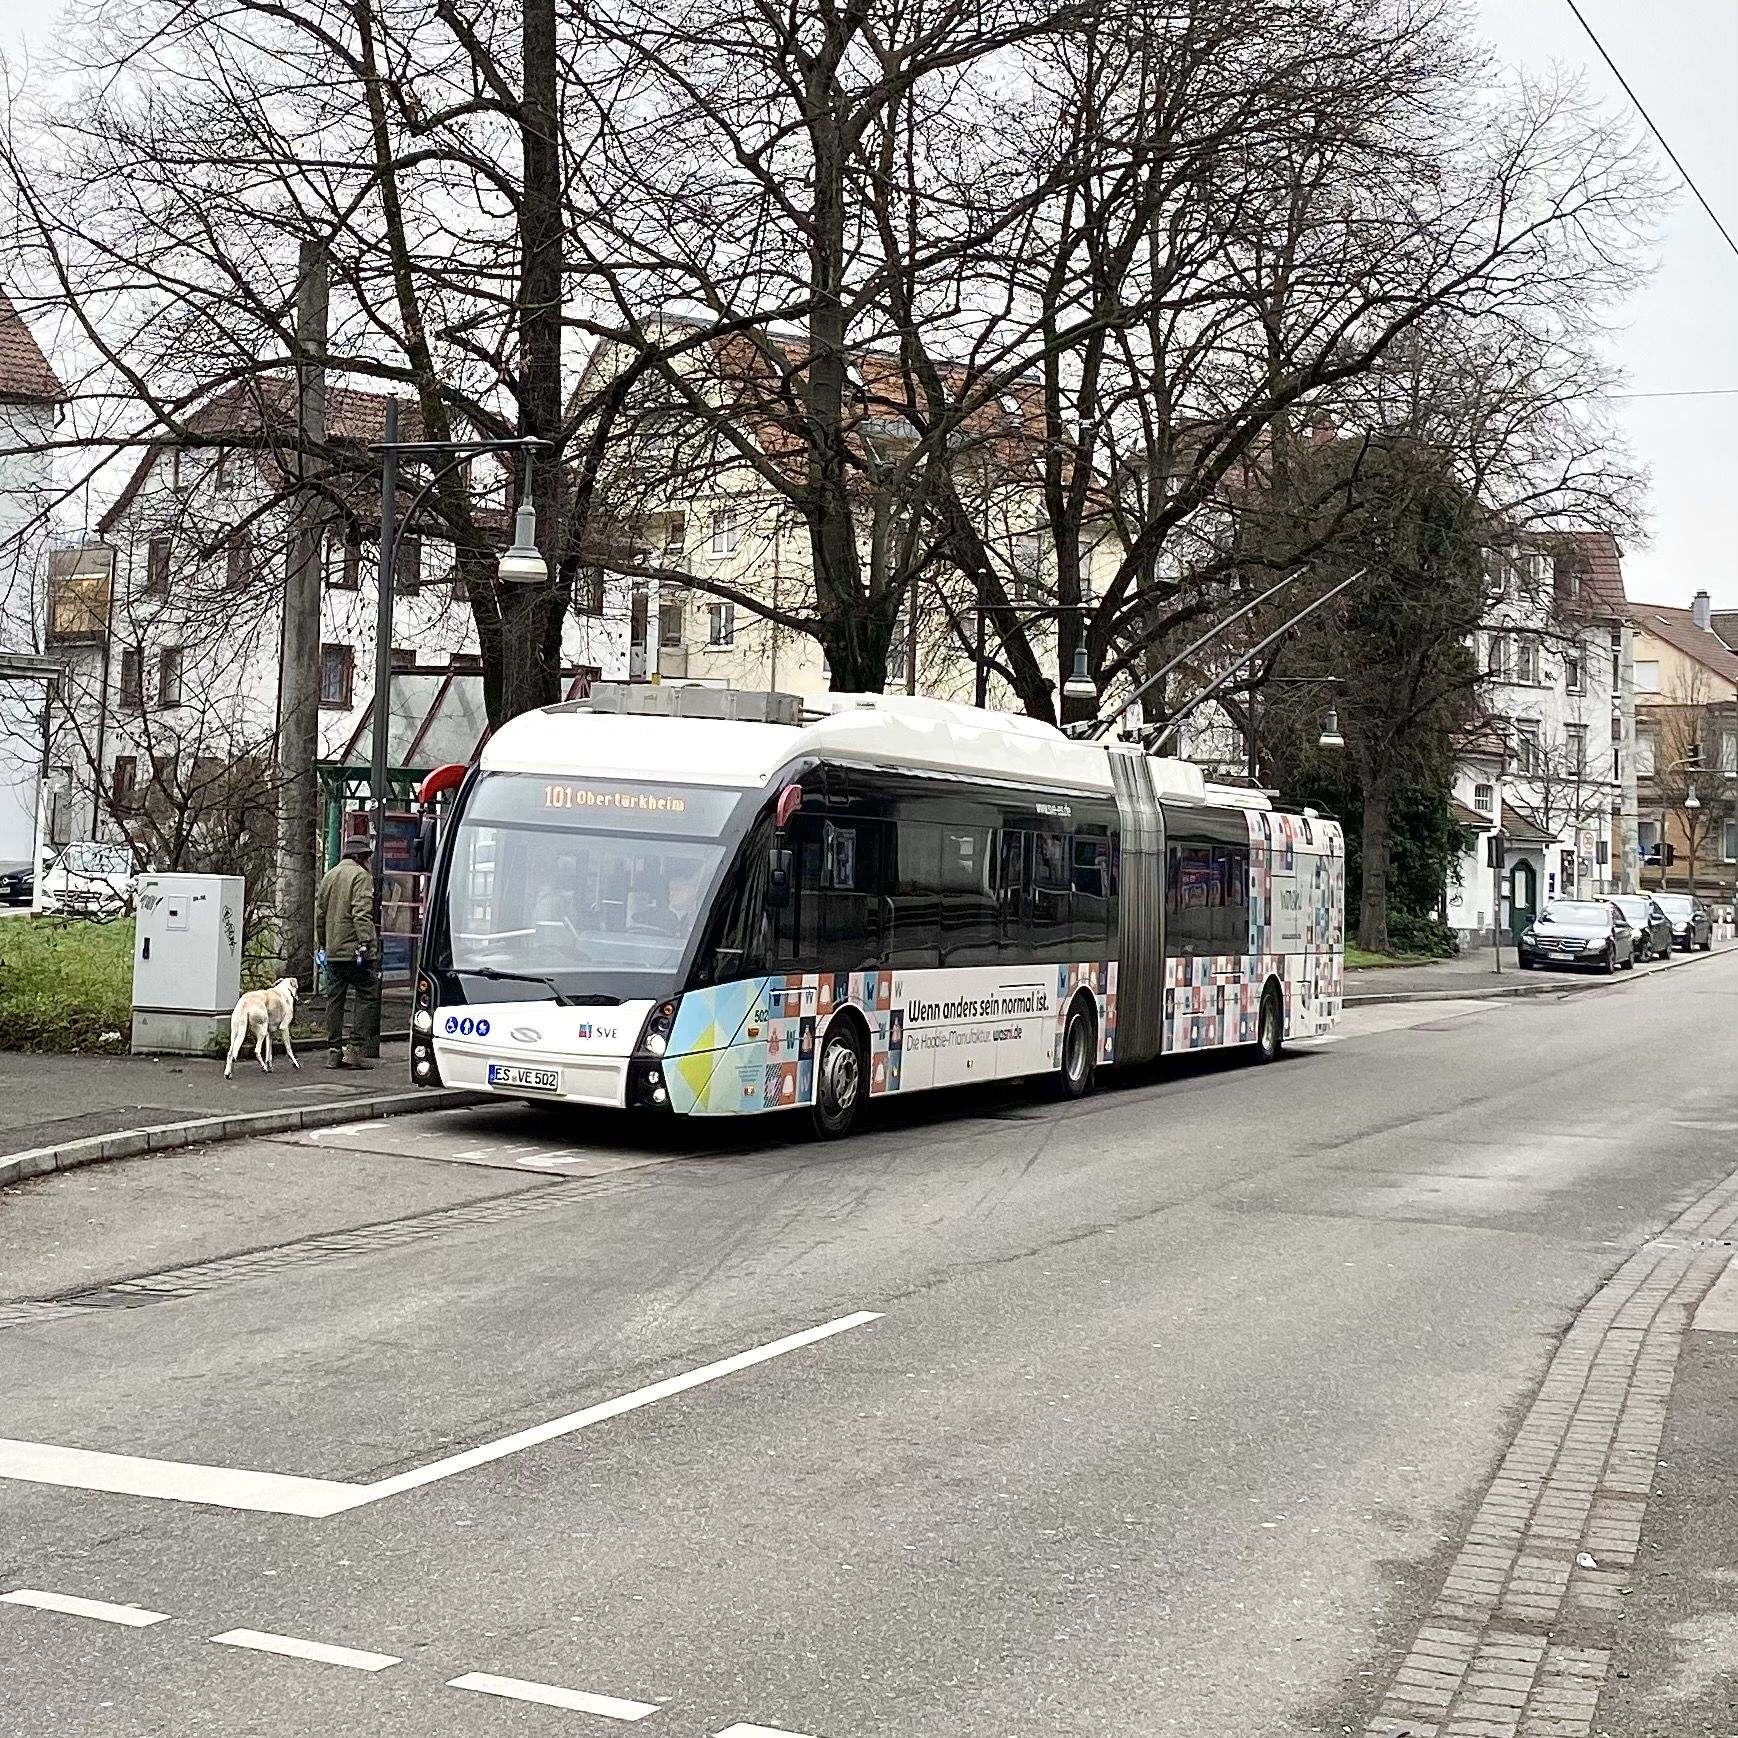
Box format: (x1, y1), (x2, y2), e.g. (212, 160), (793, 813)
(1011, 532), (1041, 600)
(157, 646), (183, 710)
(663, 515), (687, 556)
(1512, 718), (1541, 774)
(707, 602), (735, 647)
(390, 646), (417, 670)
(709, 509), (739, 557)
(46, 557), (112, 643)
(1638, 817), (1660, 862)
(319, 643), (355, 709)
(658, 598), (685, 648)
(575, 566), (606, 617)
(1473, 782), (1494, 814)
(1564, 646), (1584, 694)
(214, 451), (235, 492)
(1566, 723), (1588, 776)
(1721, 731), (1738, 774)
(1634, 660), (1660, 693)
(1486, 634), (1511, 680)
(326, 525), (361, 590)
(1725, 818), (1738, 863)
(226, 532), (253, 591)
(1515, 637), (1541, 684)
(112, 755), (138, 809)
(119, 647), (143, 708)
(145, 536), (171, 597)
(395, 533), (422, 592)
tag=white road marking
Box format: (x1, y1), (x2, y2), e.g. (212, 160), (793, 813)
(0, 1439), (359, 1517)
(0, 1310), (881, 1516)
(211, 1628), (400, 1671)
(715, 1724), (823, 1738)
(448, 1672), (658, 1719)
(1, 1588), (169, 1627)
(358, 1310), (882, 1502)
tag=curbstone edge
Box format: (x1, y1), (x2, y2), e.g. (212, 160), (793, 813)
(0, 1087), (478, 1191)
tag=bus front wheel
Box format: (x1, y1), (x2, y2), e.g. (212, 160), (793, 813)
(811, 1021), (866, 1139)
(1052, 998), (1097, 1100)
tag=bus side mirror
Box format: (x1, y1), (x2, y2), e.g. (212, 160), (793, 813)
(766, 847), (793, 910)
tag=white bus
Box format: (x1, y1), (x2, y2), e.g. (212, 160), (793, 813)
(412, 687), (1344, 1137)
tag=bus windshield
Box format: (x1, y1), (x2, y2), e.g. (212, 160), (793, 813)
(440, 773), (748, 998)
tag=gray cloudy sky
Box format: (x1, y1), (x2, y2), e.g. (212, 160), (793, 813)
(5, 0), (1734, 607)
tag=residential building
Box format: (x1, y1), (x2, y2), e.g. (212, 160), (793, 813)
(1447, 532), (1634, 945)
(40, 379), (627, 880)
(574, 323), (1109, 710)
(1627, 589), (1738, 901)
(0, 289), (67, 862)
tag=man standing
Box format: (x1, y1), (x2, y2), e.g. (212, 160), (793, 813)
(315, 831), (377, 1069)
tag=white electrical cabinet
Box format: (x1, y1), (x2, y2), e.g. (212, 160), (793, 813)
(131, 873), (245, 1054)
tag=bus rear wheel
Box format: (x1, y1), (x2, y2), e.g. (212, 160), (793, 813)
(1255, 985), (1283, 1063)
(1052, 999), (1097, 1100)
(811, 1021), (865, 1139)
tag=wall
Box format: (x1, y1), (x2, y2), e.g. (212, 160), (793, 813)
(0, 398), (57, 862)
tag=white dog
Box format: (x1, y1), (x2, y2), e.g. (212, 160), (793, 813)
(225, 977), (301, 1077)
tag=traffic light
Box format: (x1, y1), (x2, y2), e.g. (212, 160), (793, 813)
(1486, 833), (1506, 869)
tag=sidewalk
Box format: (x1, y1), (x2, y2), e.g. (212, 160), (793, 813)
(0, 1047), (475, 1193)
(1344, 938), (1737, 1005)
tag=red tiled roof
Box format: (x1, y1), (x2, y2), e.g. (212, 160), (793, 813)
(1548, 531), (1626, 618)
(1451, 798), (1494, 830)
(1627, 601), (1738, 690)
(0, 289), (64, 404)
(1710, 609), (1738, 652)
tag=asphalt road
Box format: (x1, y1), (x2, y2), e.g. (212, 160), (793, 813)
(2, 955), (1736, 1738)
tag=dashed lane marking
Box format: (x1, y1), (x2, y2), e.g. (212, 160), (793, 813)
(714, 1725), (822, 1738)
(0, 1309), (882, 1515)
(211, 1628), (400, 1672)
(448, 1672), (659, 1720)
(1, 1588), (169, 1627)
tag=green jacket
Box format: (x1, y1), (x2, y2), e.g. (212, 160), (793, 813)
(315, 856), (378, 959)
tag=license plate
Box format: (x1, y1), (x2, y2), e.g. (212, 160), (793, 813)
(488, 1063), (560, 1093)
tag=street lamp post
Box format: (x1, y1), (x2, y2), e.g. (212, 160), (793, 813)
(972, 599), (1098, 711)
(365, 400), (550, 962)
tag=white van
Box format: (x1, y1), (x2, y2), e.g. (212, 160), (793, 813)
(36, 840), (140, 915)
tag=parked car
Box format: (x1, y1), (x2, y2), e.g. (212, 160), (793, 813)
(1608, 894), (1672, 961)
(1651, 892), (1713, 952)
(0, 861), (32, 906)
(1518, 899), (1636, 974)
(36, 841), (139, 916)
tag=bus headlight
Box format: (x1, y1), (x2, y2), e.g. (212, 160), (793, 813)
(413, 1009), (433, 1033)
(637, 998), (680, 1055)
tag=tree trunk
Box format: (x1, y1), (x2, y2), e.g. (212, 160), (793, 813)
(275, 237), (327, 981)
(1358, 775), (1392, 953)
(499, 0), (564, 725)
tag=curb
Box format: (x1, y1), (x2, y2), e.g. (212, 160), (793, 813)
(0, 1088), (480, 1192)
(1345, 940), (1731, 1008)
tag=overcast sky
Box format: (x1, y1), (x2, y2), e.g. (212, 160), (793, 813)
(5, 0), (1735, 608)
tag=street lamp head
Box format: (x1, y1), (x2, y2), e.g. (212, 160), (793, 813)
(1318, 707), (1345, 751)
(497, 499), (548, 586)
(1684, 786), (1701, 810)
(1062, 644), (1096, 703)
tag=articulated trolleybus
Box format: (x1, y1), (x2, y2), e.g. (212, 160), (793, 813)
(413, 686), (1344, 1137)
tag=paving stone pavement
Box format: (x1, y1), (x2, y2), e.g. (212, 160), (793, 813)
(1364, 1166), (1738, 1738)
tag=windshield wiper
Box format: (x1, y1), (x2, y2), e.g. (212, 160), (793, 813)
(462, 966), (575, 1006)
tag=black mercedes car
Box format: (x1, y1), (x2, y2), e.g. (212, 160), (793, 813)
(0, 861), (32, 906)
(1608, 893), (1672, 961)
(1652, 892), (1713, 952)
(1518, 899), (1636, 973)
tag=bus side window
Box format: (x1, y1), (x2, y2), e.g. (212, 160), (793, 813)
(889, 820), (941, 970)
(998, 828), (1031, 960)
(1032, 829), (1071, 960)
(940, 824), (996, 965)
(1072, 831), (1111, 950)
(1167, 841), (1216, 955)
(1215, 845), (1250, 955)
